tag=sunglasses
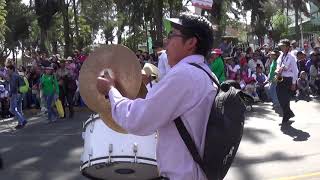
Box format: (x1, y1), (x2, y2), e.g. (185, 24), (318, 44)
(167, 31), (185, 39)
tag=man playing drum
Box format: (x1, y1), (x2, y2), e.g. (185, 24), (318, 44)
(97, 13), (217, 180)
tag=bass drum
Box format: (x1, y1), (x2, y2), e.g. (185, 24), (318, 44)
(81, 114), (158, 180)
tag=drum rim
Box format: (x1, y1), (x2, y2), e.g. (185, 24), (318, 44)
(83, 114), (100, 129)
(80, 155), (157, 170)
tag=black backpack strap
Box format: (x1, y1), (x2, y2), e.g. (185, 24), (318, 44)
(174, 63), (221, 178)
(174, 117), (207, 177)
(189, 63), (220, 89)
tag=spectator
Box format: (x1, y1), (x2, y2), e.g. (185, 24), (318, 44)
(208, 48), (226, 83)
(309, 59), (320, 95)
(265, 50), (280, 109)
(0, 84), (10, 118)
(252, 65), (268, 101)
(248, 52), (265, 73)
(296, 71), (311, 101)
(219, 38), (232, 57)
(6, 64), (28, 129)
(226, 57), (240, 80)
(40, 66), (59, 123)
(296, 51), (308, 75)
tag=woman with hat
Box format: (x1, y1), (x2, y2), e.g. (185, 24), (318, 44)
(40, 65), (59, 122)
(208, 48), (226, 83)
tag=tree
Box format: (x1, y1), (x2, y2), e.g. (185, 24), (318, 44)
(0, 0), (7, 41)
(61, 0), (72, 57)
(35, 0), (60, 53)
(271, 10), (289, 42)
(2, 0), (32, 64)
(290, 0), (309, 41)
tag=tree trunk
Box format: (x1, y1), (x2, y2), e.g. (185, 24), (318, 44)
(40, 27), (47, 53)
(52, 40), (58, 54)
(211, 0), (223, 47)
(294, 6), (300, 41)
(73, 0), (80, 49)
(154, 0), (163, 45)
(21, 42), (25, 66)
(117, 23), (124, 44)
(62, 0), (72, 57)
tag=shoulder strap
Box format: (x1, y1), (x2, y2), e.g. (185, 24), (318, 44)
(173, 62), (222, 179)
(189, 63), (220, 89)
(174, 117), (207, 178)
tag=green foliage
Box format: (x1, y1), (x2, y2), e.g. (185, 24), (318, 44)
(5, 0), (32, 48)
(0, 0), (7, 41)
(271, 10), (290, 42)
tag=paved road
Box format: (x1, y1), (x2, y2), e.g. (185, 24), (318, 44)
(0, 98), (319, 180)
(226, 98), (320, 180)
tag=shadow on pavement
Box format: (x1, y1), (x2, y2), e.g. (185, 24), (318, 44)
(245, 102), (280, 121)
(229, 152), (304, 180)
(242, 127), (273, 144)
(0, 110), (92, 180)
(280, 124), (311, 141)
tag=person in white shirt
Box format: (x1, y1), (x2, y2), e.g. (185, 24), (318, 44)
(96, 13), (217, 180)
(248, 52), (265, 73)
(157, 49), (170, 80)
(141, 63), (159, 91)
(275, 39), (299, 125)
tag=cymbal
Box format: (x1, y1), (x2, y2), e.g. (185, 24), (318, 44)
(99, 82), (147, 133)
(136, 82), (148, 99)
(79, 45), (142, 114)
(99, 106), (127, 134)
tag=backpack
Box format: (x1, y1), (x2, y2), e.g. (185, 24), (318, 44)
(174, 63), (247, 180)
(18, 75), (29, 94)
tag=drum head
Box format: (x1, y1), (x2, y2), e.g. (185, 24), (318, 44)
(82, 162), (158, 180)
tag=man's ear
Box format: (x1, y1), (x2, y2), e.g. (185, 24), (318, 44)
(185, 37), (198, 52)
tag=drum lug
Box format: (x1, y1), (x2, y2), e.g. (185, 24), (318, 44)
(89, 114), (95, 133)
(88, 148), (93, 166)
(133, 143), (138, 163)
(107, 144), (113, 164)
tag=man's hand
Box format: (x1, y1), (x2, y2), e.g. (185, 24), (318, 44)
(96, 76), (115, 96)
(291, 84), (296, 91)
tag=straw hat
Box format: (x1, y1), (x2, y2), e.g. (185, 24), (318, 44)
(141, 63), (159, 81)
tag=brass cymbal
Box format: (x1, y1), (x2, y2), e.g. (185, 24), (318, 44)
(79, 45), (142, 114)
(136, 82), (148, 99)
(99, 106), (127, 134)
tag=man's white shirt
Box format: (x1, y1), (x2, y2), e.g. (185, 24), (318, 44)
(108, 55), (217, 180)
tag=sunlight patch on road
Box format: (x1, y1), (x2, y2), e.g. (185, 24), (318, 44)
(12, 157), (40, 169)
(271, 171), (320, 180)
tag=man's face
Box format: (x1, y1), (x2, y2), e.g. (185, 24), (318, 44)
(256, 67), (262, 73)
(7, 68), (13, 75)
(297, 54), (305, 60)
(280, 45), (289, 53)
(166, 28), (197, 67)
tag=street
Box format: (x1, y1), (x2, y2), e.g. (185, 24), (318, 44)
(0, 99), (319, 180)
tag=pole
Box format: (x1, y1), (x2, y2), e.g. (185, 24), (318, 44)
(286, 0), (289, 29)
(300, 11), (303, 47)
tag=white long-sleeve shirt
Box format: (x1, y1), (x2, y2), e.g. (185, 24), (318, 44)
(108, 55), (217, 180)
(277, 52), (299, 84)
(157, 51), (171, 80)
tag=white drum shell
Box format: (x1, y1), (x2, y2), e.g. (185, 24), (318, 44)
(81, 115), (158, 180)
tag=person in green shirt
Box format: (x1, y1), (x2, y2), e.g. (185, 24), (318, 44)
(40, 66), (59, 122)
(208, 48), (226, 83)
(266, 50), (280, 109)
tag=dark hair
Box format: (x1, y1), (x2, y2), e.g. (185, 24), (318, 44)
(173, 13), (214, 57)
(6, 64), (15, 71)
